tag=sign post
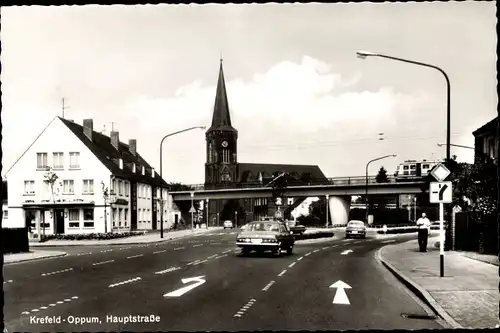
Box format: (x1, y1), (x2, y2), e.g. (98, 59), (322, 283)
(429, 163), (452, 278)
(190, 192), (195, 232)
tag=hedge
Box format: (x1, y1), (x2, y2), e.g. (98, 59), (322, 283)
(294, 231), (334, 240)
(32, 231), (147, 241)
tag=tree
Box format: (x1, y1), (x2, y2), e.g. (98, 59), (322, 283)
(167, 182), (194, 192)
(43, 167), (59, 241)
(375, 166), (390, 183)
(372, 166), (390, 210)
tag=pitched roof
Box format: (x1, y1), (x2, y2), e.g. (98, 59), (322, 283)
(59, 117), (168, 187)
(207, 60), (237, 134)
(237, 163), (328, 184)
(473, 117), (498, 136)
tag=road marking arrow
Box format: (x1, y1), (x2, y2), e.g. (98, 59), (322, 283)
(164, 276), (206, 297)
(330, 280), (352, 305)
(341, 250), (353, 255)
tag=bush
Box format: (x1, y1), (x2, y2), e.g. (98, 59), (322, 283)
(31, 231), (147, 241)
(295, 231), (334, 240)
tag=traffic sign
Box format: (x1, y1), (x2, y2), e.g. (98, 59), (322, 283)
(274, 209), (282, 219)
(430, 163), (450, 182)
(189, 206), (196, 213)
(430, 181), (452, 203)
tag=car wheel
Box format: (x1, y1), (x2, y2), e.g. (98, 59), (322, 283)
(286, 245), (293, 255)
(274, 243), (283, 256)
(241, 247), (250, 255)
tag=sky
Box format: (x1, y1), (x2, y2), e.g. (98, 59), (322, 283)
(1, 3), (497, 184)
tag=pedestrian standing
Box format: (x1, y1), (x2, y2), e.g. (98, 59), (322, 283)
(416, 213), (431, 252)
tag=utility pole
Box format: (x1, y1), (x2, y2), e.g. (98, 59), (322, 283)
(62, 98), (69, 119)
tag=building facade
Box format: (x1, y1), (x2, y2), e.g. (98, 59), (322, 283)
(473, 116), (498, 164)
(4, 117), (180, 235)
(203, 61), (330, 225)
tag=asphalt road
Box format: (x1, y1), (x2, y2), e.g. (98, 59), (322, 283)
(4, 229), (446, 331)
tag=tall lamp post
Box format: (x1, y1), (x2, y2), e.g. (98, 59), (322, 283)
(206, 198), (209, 229)
(325, 194), (330, 228)
(190, 192), (195, 231)
(365, 154), (397, 223)
(437, 143), (474, 150)
(159, 126), (205, 238)
(356, 51), (451, 163)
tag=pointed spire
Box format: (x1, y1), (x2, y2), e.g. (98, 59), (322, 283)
(208, 59), (237, 133)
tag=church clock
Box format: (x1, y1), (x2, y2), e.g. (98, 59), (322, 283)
(221, 140), (228, 148)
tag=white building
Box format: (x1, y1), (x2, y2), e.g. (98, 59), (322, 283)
(4, 117), (180, 235)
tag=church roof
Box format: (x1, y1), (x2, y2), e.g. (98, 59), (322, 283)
(237, 163), (328, 185)
(207, 60), (238, 134)
(59, 117), (168, 187)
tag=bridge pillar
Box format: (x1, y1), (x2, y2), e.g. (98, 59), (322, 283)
(328, 196), (350, 227)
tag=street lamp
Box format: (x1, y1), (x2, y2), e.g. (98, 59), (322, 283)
(365, 154), (397, 223)
(357, 51), (451, 163)
(206, 198), (209, 229)
(437, 143), (474, 150)
(190, 191), (195, 232)
(325, 194), (330, 228)
(159, 126), (205, 238)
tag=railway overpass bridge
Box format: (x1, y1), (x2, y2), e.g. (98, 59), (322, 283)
(170, 175), (427, 225)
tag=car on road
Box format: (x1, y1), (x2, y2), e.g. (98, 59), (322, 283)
(236, 221), (295, 256)
(345, 220), (367, 238)
(223, 220), (234, 229)
(285, 220), (306, 235)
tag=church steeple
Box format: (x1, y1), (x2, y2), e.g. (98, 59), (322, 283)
(207, 59), (237, 133)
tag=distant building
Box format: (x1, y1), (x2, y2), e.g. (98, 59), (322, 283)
(2, 181), (8, 224)
(4, 117), (180, 235)
(473, 116), (498, 163)
(204, 60), (329, 223)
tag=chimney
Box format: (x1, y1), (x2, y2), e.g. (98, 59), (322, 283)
(129, 139), (137, 156)
(151, 168), (155, 178)
(83, 119), (93, 141)
(111, 131), (119, 150)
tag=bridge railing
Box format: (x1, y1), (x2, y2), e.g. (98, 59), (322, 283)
(170, 175), (425, 192)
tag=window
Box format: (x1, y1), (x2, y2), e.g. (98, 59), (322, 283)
(68, 209), (80, 228)
(82, 180), (94, 194)
(208, 143), (213, 163)
(37, 153), (48, 169)
(119, 208), (123, 227)
(83, 209), (94, 227)
(403, 165), (409, 170)
(147, 209), (151, 223)
(24, 180), (35, 194)
(138, 208), (142, 222)
(63, 180), (74, 194)
(403, 171), (409, 175)
(111, 179), (116, 194)
(69, 152), (80, 169)
(52, 152), (64, 169)
(423, 164), (430, 169)
(125, 182), (130, 197)
(488, 138), (495, 159)
(118, 180), (123, 196)
(124, 209), (128, 227)
(410, 165), (416, 169)
(112, 208), (117, 227)
(147, 187), (150, 199)
(3, 210), (8, 219)
(222, 149), (230, 163)
(287, 198), (294, 205)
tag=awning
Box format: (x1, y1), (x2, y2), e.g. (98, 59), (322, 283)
(22, 202), (96, 209)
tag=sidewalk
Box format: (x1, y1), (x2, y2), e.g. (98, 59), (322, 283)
(377, 237), (499, 329)
(29, 227), (222, 247)
(4, 250), (67, 264)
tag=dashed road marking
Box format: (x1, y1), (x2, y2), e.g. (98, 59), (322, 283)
(382, 240), (396, 244)
(288, 262), (296, 268)
(297, 256), (304, 261)
(278, 270), (287, 277)
(187, 260), (200, 266)
(153, 250), (167, 254)
(155, 267), (181, 275)
(100, 249), (113, 253)
(3, 280), (13, 284)
(214, 254), (228, 259)
(76, 252), (92, 256)
(193, 259), (208, 266)
(126, 254), (144, 259)
(322, 246), (329, 250)
(304, 252), (311, 257)
(211, 242), (222, 245)
(262, 280), (275, 291)
(208, 254), (218, 259)
(109, 277), (142, 288)
(92, 260), (114, 266)
(223, 249), (232, 254)
(174, 247), (185, 250)
(41, 268), (73, 276)
(21, 296), (78, 315)
(234, 298), (257, 318)
(313, 249), (320, 253)
(193, 244), (203, 248)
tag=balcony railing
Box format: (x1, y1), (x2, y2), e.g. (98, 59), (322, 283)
(170, 175), (426, 192)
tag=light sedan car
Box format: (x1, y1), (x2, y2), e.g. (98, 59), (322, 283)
(236, 221), (294, 256)
(223, 220), (234, 229)
(345, 220), (367, 238)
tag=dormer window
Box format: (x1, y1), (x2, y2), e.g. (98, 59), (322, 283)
(119, 158), (123, 170)
(151, 168), (155, 178)
(142, 166), (145, 175)
(132, 163), (136, 173)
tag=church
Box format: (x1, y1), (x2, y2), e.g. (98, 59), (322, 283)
(204, 60), (330, 225)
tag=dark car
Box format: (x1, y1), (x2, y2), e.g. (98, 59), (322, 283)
(236, 221), (295, 256)
(345, 220), (367, 238)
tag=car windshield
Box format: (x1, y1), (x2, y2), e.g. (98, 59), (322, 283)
(348, 221), (365, 227)
(246, 222), (280, 232)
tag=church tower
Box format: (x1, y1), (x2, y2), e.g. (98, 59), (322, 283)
(205, 60), (238, 189)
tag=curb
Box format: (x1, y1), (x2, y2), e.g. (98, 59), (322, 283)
(28, 229), (216, 247)
(375, 245), (463, 329)
(4, 252), (68, 265)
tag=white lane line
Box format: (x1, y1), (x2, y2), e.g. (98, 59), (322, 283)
(100, 249), (113, 253)
(126, 254), (144, 259)
(214, 254), (228, 259)
(187, 260), (200, 266)
(193, 259), (208, 266)
(41, 268), (73, 276)
(262, 280), (275, 291)
(174, 247), (185, 250)
(155, 267), (181, 275)
(153, 250), (167, 254)
(76, 252), (92, 256)
(92, 260), (114, 266)
(382, 240), (396, 244)
(297, 256), (304, 261)
(223, 249), (232, 254)
(211, 242), (222, 245)
(322, 246), (329, 250)
(233, 298), (257, 318)
(313, 249), (320, 253)
(304, 252), (311, 257)
(208, 254), (218, 259)
(278, 270), (287, 277)
(21, 295), (79, 316)
(108, 277), (142, 288)
(3, 280), (13, 284)
(193, 244), (204, 248)
(288, 262), (296, 268)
